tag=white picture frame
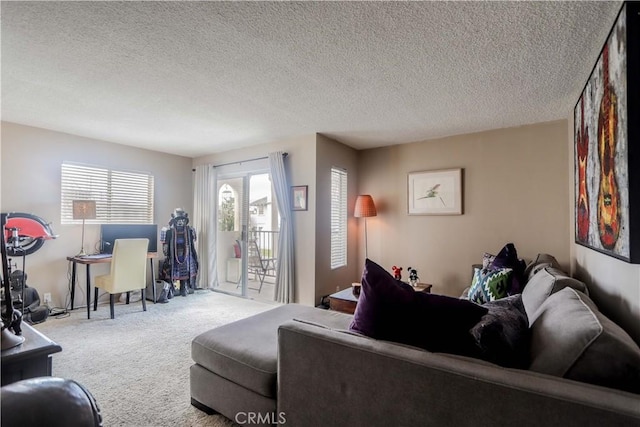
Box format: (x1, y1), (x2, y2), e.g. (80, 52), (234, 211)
(408, 168), (463, 215)
(291, 185), (308, 211)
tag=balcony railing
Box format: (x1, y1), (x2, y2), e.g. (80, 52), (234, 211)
(249, 229), (279, 260)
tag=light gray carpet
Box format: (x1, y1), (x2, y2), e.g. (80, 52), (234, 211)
(34, 290), (277, 427)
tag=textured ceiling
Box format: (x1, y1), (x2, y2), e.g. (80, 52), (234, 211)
(1, 1), (622, 158)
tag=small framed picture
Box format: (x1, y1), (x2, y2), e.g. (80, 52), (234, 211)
(408, 168), (463, 215)
(291, 185), (308, 211)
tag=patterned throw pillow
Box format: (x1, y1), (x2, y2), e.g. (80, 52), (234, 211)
(468, 267), (512, 304)
(482, 252), (496, 269)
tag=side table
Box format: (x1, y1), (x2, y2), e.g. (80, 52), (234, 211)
(328, 288), (358, 315)
(1, 322), (62, 386)
(328, 283), (434, 315)
(413, 283), (433, 293)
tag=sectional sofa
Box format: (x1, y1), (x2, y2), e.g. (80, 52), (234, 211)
(191, 255), (640, 426)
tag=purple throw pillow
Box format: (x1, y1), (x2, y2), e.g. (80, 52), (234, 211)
(489, 243), (527, 295)
(395, 279), (414, 292)
(350, 259), (488, 356)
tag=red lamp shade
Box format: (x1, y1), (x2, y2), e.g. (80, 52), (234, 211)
(354, 195), (377, 218)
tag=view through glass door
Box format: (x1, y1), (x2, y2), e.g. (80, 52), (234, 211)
(214, 171), (279, 303)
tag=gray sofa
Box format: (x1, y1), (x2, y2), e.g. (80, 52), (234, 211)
(191, 255), (640, 426)
(1, 377), (102, 427)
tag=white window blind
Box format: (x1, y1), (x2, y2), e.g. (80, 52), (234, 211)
(61, 162), (154, 224)
(331, 167), (348, 269)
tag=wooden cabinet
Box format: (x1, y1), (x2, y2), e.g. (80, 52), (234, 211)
(1, 322), (62, 386)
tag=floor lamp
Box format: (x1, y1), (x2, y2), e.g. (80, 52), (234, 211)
(354, 195), (377, 260)
(73, 200), (96, 257)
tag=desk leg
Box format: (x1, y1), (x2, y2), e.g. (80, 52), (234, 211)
(86, 264), (91, 320)
(150, 258), (156, 303)
(70, 261), (77, 310)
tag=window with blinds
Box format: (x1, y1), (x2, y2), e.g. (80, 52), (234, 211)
(330, 167), (348, 269)
(61, 162), (154, 224)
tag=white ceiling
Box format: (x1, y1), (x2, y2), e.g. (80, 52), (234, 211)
(1, 1), (622, 158)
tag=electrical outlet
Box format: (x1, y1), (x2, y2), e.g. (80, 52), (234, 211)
(43, 293), (52, 304)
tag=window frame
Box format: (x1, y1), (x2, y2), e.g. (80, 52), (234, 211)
(61, 162), (155, 225)
(330, 167), (348, 269)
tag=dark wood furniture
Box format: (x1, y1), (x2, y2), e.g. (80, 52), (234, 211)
(328, 288), (358, 314)
(414, 282), (433, 293)
(67, 252), (158, 319)
(1, 322), (62, 386)
(328, 283), (433, 315)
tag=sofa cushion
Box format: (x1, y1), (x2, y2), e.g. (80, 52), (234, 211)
(488, 243), (527, 295)
(468, 267), (512, 304)
(523, 253), (561, 281)
(470, 294), (530, 368)
(192, 304), (352, 398)
(529, 288), (640, 394)
(350, 259), (487, 356)
(521, 266), (588, 323)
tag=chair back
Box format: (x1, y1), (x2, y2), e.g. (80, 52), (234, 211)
(109, 238), (148, 293)
(248, 240), (265, 267)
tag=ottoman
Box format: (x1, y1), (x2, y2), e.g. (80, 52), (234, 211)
(190, 303), (352, 424)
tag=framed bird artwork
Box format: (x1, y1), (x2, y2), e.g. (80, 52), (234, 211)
(407, 168), (463, 215)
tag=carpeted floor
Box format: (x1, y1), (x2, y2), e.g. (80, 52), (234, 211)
(34, 290), (277, 427)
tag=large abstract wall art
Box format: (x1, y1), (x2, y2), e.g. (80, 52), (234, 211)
(574, 2), (639, 263)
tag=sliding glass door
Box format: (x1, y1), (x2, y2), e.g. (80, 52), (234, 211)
(214, 167), (279, 302)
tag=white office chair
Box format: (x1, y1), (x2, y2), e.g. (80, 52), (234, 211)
(94, 238), (148, 319)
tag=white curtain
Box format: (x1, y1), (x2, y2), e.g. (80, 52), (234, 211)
(193, 165), (218, 289)
(269, 151), (294, 303)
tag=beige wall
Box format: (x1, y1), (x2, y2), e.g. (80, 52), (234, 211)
(358, 120), (569, 297)
(8, 116), (636, 345)
(314, 134), (359, 302)
(566, 116), (640, 344)
(194, 135), (318, 305)
(194, 133), (361, 306)
(1, 122), (193, 309)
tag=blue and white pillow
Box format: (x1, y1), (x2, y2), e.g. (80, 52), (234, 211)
(468, 267), (512, 304)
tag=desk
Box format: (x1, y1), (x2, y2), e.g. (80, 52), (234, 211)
(67, 253), (158, 319)
(1, 322), (62, 386)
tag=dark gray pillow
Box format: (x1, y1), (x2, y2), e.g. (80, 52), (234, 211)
(470, 294), (530, 368)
